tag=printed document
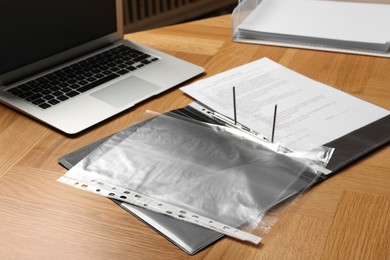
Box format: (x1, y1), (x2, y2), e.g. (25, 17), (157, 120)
(181, 58), (389, 149)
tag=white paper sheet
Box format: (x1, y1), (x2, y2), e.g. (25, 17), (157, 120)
(181, 58), (389, 149)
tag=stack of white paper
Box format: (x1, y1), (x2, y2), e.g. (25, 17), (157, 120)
(235, 0), (390, 56)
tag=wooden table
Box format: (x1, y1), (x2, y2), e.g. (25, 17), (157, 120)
(1, 15), (389, 260)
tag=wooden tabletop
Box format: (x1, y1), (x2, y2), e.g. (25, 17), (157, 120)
(1, 15), (389, 260)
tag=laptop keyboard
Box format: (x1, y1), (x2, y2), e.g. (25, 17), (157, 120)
(7, 45), (159, 109)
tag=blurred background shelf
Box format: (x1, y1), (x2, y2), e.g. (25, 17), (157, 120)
(123, 0), (237, 33)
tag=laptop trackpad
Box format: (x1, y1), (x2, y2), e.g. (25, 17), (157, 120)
(91, 76), (161, 108)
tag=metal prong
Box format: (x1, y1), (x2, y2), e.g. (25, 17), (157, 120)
(271, 104), (278, 143)
(233, 86), (237, 125)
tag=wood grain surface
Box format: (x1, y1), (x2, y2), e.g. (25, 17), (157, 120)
(0, 14), (389, 259)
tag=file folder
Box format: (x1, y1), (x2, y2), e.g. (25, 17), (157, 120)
(59, 103), (389, 254)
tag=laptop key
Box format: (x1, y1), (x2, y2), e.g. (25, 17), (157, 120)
(39, 103), (51, 109)
(133, 54), (151, 62)
(26, 93), (43, 102)
(126, 66), (137, 71)
(78, 80), (89, 85)
(52, 91), (63, 97)
(43, 95), (55, 100)
(48, 99), (60, 105)
(61, 87), (72, 93)
(116, 69), (129, 75)
(57, 95), (69, 101)
(66, 91), (80, 97)
(19, 91), (35, 98)
(32, 98), (46, 105)
(41, 90), (52, 95)
(77, 73), (119, 93)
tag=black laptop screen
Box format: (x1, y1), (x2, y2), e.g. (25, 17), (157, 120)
(0, 0), (117, 75)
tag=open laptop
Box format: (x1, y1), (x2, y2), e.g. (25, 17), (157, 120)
(0, 0), (204, 134)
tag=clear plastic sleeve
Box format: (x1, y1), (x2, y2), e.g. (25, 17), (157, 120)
(59, 110), (333, 244)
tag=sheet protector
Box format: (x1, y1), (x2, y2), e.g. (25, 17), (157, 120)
(58, 135), (223, 255)
(59, 103), (389, 251)
(58, 111), (333, 244)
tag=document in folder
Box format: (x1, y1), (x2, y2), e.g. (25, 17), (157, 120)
(181, 58), (389, 173)
(234, 0), (390, 57)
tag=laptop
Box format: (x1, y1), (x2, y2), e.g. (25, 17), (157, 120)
(0, 0), (204, 134)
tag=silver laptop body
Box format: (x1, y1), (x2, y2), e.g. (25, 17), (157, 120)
(0, 0), (204, 134)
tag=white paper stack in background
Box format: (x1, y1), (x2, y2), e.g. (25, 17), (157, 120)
(233, 0), (390, 57)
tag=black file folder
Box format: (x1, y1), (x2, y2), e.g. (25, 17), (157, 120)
(59, 103), (389, 254)
(320, 114), (390, 180)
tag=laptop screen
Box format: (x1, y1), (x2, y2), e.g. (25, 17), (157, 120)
(0, 0), (117, 76)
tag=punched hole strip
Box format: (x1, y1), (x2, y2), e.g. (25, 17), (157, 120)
(188, 102), (270, 143)
(58, 176), (261, 244)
